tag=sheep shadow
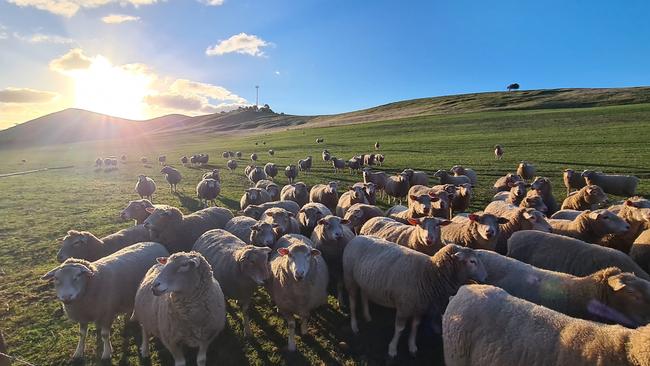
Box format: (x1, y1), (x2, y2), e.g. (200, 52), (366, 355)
(177, 193), (203, 212)
(217, 196), (240, 211)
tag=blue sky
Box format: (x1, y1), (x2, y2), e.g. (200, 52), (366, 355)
(1, 0), (649, 128)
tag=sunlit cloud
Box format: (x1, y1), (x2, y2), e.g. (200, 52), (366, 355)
(6, 0), (160, 17)
(49, 48), (93, 74)
(101, 14), (140, 24)
(0, 87), (60, 103)
(206, 33), (270, 57)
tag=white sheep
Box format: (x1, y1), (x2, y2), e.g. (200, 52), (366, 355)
(440, 213), (508, 250)
(549, 209), (630, 243)
(383, 172), (410, 204)
(240, 188), (272, 210)
(561, 184), (608, 210)
(297, 202), (333, 236)
(433, 170), (470, 185)
(120, 200), (155, 225)
(336, 186), (369, 217)
(135, 175), (156, 200)
(599, 197), (650, 253)
(260, 207), (300, 236)
(224, 216), (279, 247)
(280, 182), (309, 207)
(239, 200), (300, 220)
(516, 161), (536, 180)
(582, 170), (639, 197)
(309, 182), (339, 213)
(343, 203), (384, 234)
(563, 168), (587, 196)
(450, 165), (478, 185)
(160, 166), (182, 193)
(196, 178), (221, 207)
(255, 180), (281, 201)
(57, 226), (151, 262)
(285, 165), (298, 183)
(360, 216), (451, 255)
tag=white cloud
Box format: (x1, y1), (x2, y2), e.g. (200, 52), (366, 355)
(0, 87), (59, 103)
(13, 32), (76, 44)
(206, 33), (270, 57)
(199, 0), (223, 5)
(101, 14), (140, 24)
(274, 70), (280, 75)
(49, 48), (93, 74)
(0, 24), (8, 40)
(6, 0), (159, 17)
(170, 79), (246, 104)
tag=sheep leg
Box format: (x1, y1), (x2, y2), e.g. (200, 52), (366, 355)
(72, 322), (88, 359)
(240, 299), (252, 337)
(197, 342), (209, 366)
(361, 291), (372, 322)
(300, 314), (309, 335)
(348, 283), (359, 333)
(336, 281), (345, 308)
(286, 315), (297, 352)
(139, 326), (150, 358)
(388, 316), (407, 358)
(408, 316), (420, 356)
(100, 326), (113, 360)
(168, 343), (186, 366)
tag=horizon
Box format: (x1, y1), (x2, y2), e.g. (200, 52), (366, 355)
(2, 0), (650, 130)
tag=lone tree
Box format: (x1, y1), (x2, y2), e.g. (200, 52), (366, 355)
(507, 83), (520, 92)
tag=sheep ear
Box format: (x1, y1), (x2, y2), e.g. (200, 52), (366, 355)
(625, 200), (638, 208)
(156, 257), (168, 265)
(607, 276), (626, 291)
(145, 207), (156, 214)
(409, 195), (418, 201)
(407, 218), (420, 225)
(452, 251), (468, 260)
(439, 220), (452, 226)
(310, 248), (321, 257)
(298, 208), (305, 213)
(42, 267), (59, 280)
(522, 211), (534, 220)
(277, 248), (290, 256)
(468, 214), (479, 222)
(497, 217), (510, 224)
(317, 218), (328, 226)
(265, 212), (274, 217)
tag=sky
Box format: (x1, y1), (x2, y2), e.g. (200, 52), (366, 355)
(1, 0), (649, 130)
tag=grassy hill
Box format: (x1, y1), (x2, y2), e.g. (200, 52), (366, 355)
(0, 102), (649, 365)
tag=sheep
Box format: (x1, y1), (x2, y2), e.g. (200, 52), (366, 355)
(506, 231), (650, 280)
(475, 250), (650, 327)
(264, 163), (278, 179)
(560, 185), (608, 211)
(343, 203), (384, 234)
(192, 229), (272, 336)
(143, 205), (234, 253)
(493, 173), (523, 192)
(255, 179), (280, 201)
(235, 151), (242, 158)
(103, 157), (112, 166)
(316, 137), (324, 143)
(484, 201), (552, 254)
(361, 216), (451, 255)
(120, 199), (154, 225)
(551, 209), (583, 220)
(225, 216), (278, 247)
(180, 156), (188, 165)
(631, 229), (650, 273)
(529, 176), (559, 214)
(336, 186), (369, 217)
(375, 154), (385, 166)
(442, 284), (650, 366)
(226, 159), (237, 171)
(285, 164), (298, 184)
(362, 168), (388, 196)
(549, 209), (630, 243)
(402, 168), (429, 186)
(433, 169), (470, 186)
(363, 154), (375, 166)
(516, 161), (536, 180)
(157, 155), (166, 165)
(492, 180), (528, 205)
(441, 212), (509, 250)
(267, 234), (329, 352)
(297, 203), (332, 236)
(247, 166), (267, 184)
(135, 175), (156, 200)
(201, 169), (221, 182)
(196, 178), (221, 207)
(57, 226), (151, 262)
(582, 170), (639, 197)
(494, 144), (503, 159)
(322, 150), (331, 162)
(309, 182), (339, 213)
(452, 183), (472, 215)
(222, 151), (229, 159)
(343, 238), (487, 357)
(260, 207), (300, 236)
(563, 168), (586, 196)
(298, 156), (312, 173)
(250, 153), (258, 162)
(140, 156), (148, 164)
(310, 215), (356, 306)
(240, 187), (272, 210)
(387, 185), (439, 222)
(240, 200), (301, 220)
(347, 156), (362, 174)
(374, 142), (380, 150)
(132, 251), (225, 366)
(280, 182), (309, 207)
(159, 166), (181, 194)
(268, 149), (274, 156)
(450, 165), (478, 185)
(599, 197), (650, 253)
(42, 242), (168, 360)
(521, 191), (549, 213)
(384, 172), (410, 204)
(95, 158), (103, 167)
(331, 157), (346, 173)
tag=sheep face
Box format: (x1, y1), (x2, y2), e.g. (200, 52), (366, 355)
(242, 205), (265, 219)
(522, 195), (548, 214)
(521, 209), (552, 233)
(350, 186), (365, 200)
(530, 177), (551, 192)
(237, 246), (272, 285)
(250, 223), (278, 248)
(277, 244), (321, 282)
(317, 216), (349, 241)
(430, 191), (451, 212)
(151, 253), (203, 296)
(42, 262), (94, 303)
(57, 231), (98, 262)
(144, 207), (180, 238)
(408, 217), (451, 245)
(605, 271), (650, 326)
(468, 214), (508, 241)
(585, 185), (608, 205)
(450, 166), (466, 176)
(120, 200), (153, 221)
(265, 209), (295, 236)
(245, 189), (260, 202)
(452, 248), (488, 283)
(409, 194), (434, 216)
(299, 207), (326, 232)
(343, 207), (365, 228)
(591, 210), (630, 235)
(624, 198), (650, 222)
(327, 182), (338, 194)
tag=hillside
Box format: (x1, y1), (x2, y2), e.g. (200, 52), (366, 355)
(2, 87), (650, 147)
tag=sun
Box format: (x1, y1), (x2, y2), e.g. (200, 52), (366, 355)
(72, 56), (153, 120)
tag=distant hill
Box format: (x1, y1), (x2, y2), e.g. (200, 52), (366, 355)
(2, 87), (650, 147)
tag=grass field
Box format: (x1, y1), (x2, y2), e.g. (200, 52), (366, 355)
(1, 103), (650, 365)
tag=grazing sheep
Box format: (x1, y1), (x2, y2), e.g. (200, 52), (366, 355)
(143, 205), (234, 253)
(247, 166), (267, 184)
(180, 156), (188, 165)
(516, 161), (536, 180)
(563, 168), (587, 196)
(492, 180), (528, 205)
(347, 156), (363, 174)
(309, 182), (339, 213)
(506, 231), (650, 280)
(280, 182), (309, 207)
(363, 154), (376, 166)
(222, 151), (229, 159)
(433, 170), (470, 186)
(494, 144), (504, 159)
(582, 170), (639, 197)
(322, 150), (331, 162)
(250, 153), (258, 162)
(225, 216), (278, 247)
(264, 163), (278, 179)
(135, 175), (156, 200)
(240, 188), (272, 210)
(158, 155), (166, 165)
(160, 166), (182, 193)
(521, 191), (549, 213)
(267, 234), (329, 352)
(530, 176), (559, 214)
(316, 137), (324, 143)
(441, 213), (508, 250)
(120, 199), (154, 225)
(343, 239), (486, 357)
(201, 169), (221, 182)
(42, 242), (168, 360)
(476, 250), (650, 327)
(361, 216), (451, 255)
(374, 142), (380, 150)
(336, 186), (369, 217)
(222, 160), (235, 172)
(298, 156), (312, 173)
(95, 158), (103, 167)
(297, 203), (332, 236)
(284, 165), (298, 184)
(235, 151), (242, 158)
(549, 209), (630, 243)
(255, 179), (280, 201)
(196, 178), (221, 207)
(240, 200), (301, 220)
(310, 215), (356, 306)
(132, 252), (225, 366)
(402, 168), (429, 187)
(561, 185), (608, 210)
(140, 156), (148, 164)
(493, 173), (523, 192)
(192, 230), (272, 336)
(599, 197), (650, 253)
(268, 149), (274, 156)
(363, 168), (388, 196)
(443, 284), (650, 366)
(384, 172), (410, 204)
(260, 207), (300, 236)
(343, 203), (384, 234)
(631, 229), (650, 273)
(331, 157), (346, 173)
(376, 154), (385, 166)
(57, 226), (151, 262)
(450, 165), (478, 185)
(452, 183), (472, 215)
(484, 201), (552, 254)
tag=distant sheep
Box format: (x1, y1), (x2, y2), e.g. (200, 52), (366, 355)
(264, 163), (278, 179)
(375, 154), (385, 166)
(95, 158), (103, 167)
(140, 156), (148, 164)
(135, 175), (156, 200)
(322, 150), (331, 162)
(582, 170), (639, 197)
(450, 165), (478, 185)
(57, 226), (151, 262)
(250, 153), (258, 162)
(268, 149), (274, 156)
(255, 179), (280, 201)
(493, 173), (523, 192)
(158, 155), (166, 165)
(284, 165), (298, 184)
(516, 161), (536, 180)
(298, 156), (312, 173)
(235, 151), (242, 158)
(227, 159), (238, 171)
(120, 199), (154, 225)
(347, 156), (363, 174)
(494, 144), (504, 159)
(160, 166), (182, 193)
(240, 200), (300, 220)
(402, 168), (429, 186)
(363, 168), (388, 197)
(280, 182), (309, 207)
(196, 178), (221, 207)
(247, 166), (267, 184)
(180, 156), (188, 165)
(202, 169), (221, 182)
(331, 157), (346, 173)
(363, 154), (375, 166)
(384, 172), (410, 204)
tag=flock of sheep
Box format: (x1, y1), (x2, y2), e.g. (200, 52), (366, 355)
(39, 143), (650, 366)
